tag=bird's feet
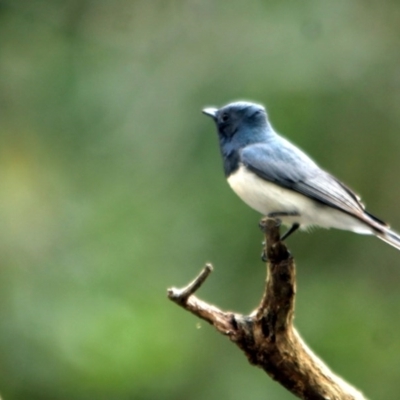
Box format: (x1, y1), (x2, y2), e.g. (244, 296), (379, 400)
(259, 215), (300, 262)
(263, 212), (300, 241)
(280, 223), (300, 241)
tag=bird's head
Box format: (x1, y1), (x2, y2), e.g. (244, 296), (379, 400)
(202, 101), (270, 148)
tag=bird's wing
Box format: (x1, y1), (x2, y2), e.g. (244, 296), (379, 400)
(240, 141), (369, 218)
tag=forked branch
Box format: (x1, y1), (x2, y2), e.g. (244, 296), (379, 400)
(168, 218), (368, 400)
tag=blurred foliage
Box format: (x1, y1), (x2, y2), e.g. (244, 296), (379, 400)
(0, 0), (400, 399)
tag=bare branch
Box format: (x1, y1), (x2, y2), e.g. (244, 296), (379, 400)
(168, 218), (368, 400)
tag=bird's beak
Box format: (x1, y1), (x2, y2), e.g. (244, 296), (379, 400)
(202, 107), (218, 120)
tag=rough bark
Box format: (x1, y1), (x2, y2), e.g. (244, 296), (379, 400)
(168, 218), (368, 400)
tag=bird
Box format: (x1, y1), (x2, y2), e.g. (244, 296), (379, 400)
(202, 100), (400, 250)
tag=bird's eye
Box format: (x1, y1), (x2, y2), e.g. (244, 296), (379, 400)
(221, 113), (229, 123)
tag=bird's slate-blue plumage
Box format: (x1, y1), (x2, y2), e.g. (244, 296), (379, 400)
(203, 101), (400, 250)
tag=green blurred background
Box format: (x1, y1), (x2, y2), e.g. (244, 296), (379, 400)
(1, 1), (400, 399)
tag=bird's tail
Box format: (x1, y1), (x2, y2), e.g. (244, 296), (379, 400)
(376, 229), (400, 251)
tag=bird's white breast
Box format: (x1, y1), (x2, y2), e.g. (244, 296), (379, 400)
(227, 164), (372, 234)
